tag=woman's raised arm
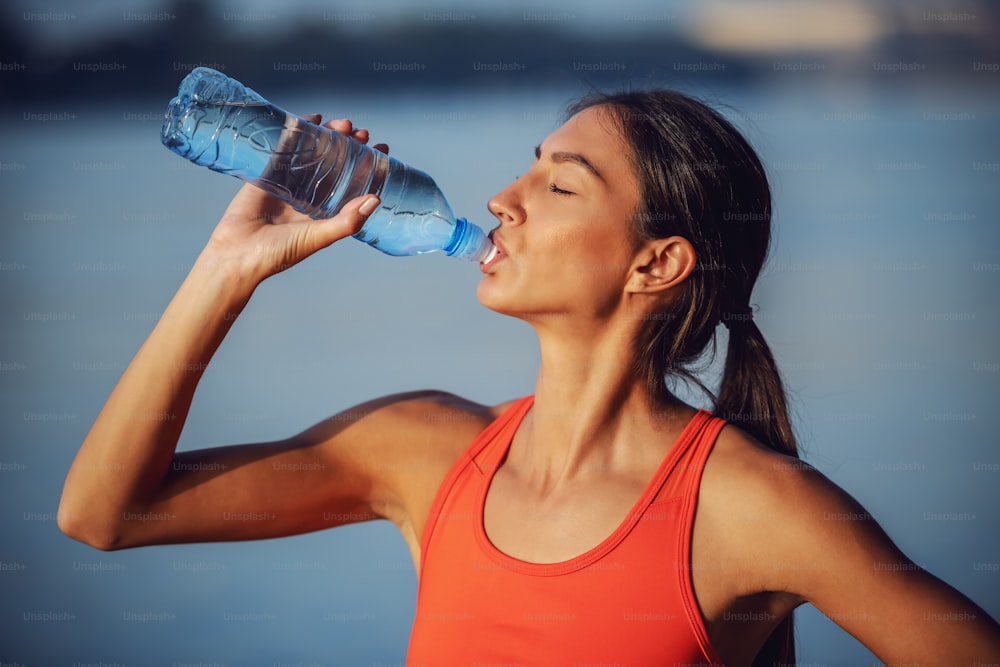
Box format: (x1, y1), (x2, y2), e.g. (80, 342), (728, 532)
(58, 119), (491, 551)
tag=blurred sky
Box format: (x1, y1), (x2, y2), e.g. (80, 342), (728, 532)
(6, 0), (997, 48)
(9, 0), (699, 44)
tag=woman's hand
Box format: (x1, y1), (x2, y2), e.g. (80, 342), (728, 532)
(205, 116), (389, 283)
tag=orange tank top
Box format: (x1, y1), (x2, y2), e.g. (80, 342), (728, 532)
(407, 396), (728, 666)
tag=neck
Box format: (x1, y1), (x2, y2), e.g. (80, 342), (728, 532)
(518, 316), (686, 488)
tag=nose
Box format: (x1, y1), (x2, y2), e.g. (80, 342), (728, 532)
(487, 179), (525, 228)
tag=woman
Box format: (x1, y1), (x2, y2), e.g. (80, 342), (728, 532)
(59, 90), (1000, 666)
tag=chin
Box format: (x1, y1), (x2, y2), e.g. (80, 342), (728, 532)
(478, 288), (569, 329)
(477, 280), (533, 321)
(476, 279), (511, 315)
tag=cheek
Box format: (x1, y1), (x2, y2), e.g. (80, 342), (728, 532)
(547, 237), (633, 304)
(552, 222), (633, 274)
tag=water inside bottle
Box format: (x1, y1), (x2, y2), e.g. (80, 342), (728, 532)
(353, 164), (467, 256)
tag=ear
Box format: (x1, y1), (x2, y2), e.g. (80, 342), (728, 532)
(624, 236), (696, 295)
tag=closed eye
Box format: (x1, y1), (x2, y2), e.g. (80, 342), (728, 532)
(548, 183), (575, 196)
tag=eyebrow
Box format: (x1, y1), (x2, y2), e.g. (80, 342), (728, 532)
(535, 144), (606, 183)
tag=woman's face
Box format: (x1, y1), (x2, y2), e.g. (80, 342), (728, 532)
(477, 105), (643, 326)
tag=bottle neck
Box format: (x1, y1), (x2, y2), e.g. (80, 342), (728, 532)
(444, 218), (497, 263)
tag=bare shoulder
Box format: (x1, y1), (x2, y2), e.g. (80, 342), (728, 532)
(311, 389), (507, 448)
(347, 388), (516, 449)
(313, 390), (518, 544)
(702, 423), (821, 510)
(699, 424), (1000, 664)
(697, 424), (888, 599)
(357, 388), (500, 430)
(368, 389), (521, 481)
(317, 389), (505, 484)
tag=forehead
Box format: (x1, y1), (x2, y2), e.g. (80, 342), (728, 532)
(543, 106), (635, 184)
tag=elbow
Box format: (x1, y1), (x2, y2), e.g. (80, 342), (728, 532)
(57, 500), (125, 552)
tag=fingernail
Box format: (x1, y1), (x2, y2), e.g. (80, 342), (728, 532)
(359, 196), (379, 216)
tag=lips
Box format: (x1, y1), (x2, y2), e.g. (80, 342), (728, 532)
(480, 230), (509, 273)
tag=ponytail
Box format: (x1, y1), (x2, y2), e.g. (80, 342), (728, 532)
(716, 318), (797, 458)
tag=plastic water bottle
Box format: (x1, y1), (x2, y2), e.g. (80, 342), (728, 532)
(160, 67), (496, 262)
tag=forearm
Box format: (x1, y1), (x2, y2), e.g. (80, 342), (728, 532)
(58, 247), (258, 547)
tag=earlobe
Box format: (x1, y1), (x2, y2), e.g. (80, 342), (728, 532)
(626, 237), (696, 294)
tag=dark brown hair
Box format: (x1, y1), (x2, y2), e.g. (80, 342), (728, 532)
(567, 90), (798, 666)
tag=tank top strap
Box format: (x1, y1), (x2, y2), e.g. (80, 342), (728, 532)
(417, 395), (534, 578)
(650, 409), (728, 504)
(470, 395), (534, 475)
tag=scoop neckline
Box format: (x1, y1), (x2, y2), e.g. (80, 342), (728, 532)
(474, 403), (711, 577)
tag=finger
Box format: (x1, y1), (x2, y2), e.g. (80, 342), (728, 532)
(372, 143), (389, 155)
(323, 118), (354, 135)
(302, 113), (322, 124)
(352, 128), (370, 144)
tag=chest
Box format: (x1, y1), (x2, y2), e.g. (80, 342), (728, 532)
(482, 465), (659, 564)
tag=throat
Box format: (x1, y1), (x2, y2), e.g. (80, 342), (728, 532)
(508, 391), (688, 489)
